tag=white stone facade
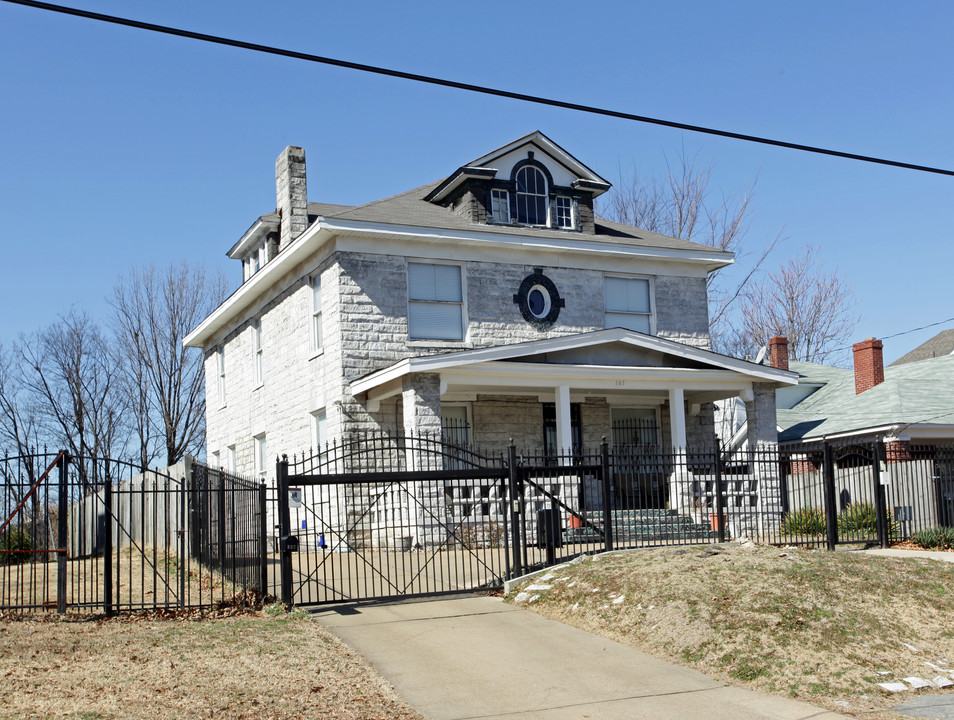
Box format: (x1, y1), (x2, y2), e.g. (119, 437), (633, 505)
(189, 133), (793, 485)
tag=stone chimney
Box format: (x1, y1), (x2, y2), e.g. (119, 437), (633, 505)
(276, 146), (308, 251)
(853, 337), (884, 394)
(768, 336), (789, 371)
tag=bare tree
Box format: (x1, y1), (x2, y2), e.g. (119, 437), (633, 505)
(17, 310), (127, 461)
(603, 151), (781, 348)
(0, 344), (43, 459)
(111, 263), (226, 467)
(730, 245), (859, 364)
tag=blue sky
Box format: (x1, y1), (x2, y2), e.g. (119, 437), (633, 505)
(1, 0), (952, 364)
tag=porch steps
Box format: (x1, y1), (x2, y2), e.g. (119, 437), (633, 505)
(563, 509), (718, 545)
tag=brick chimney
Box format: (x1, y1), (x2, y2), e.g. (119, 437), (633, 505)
(768, 336), (789, 371)
(276, 146), (308, 251)
(853, 337), (884, 394)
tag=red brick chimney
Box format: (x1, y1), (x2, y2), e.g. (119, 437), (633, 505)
(768, 336), (789, 371)
(853, 338), (884, 394)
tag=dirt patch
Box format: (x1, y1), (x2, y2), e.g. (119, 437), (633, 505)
(0, 606), (423, 720)
(508, 544), (954, 719)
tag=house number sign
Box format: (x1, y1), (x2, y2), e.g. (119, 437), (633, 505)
(513, 268), (565, 330)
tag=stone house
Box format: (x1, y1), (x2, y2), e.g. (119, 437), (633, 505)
(184, 132), (795, 489)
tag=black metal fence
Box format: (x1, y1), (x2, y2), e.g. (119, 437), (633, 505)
(7, 436), (952, 612)
(273, 435), (954, 607)
(0, 452), (265, 614)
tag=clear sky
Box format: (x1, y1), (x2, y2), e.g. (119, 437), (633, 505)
(1, 0), (951, 364)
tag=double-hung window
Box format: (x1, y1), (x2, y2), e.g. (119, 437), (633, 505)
(515, 166), (547, 225)
(555, 196), (573, 229)
(311, 408), (327, 451)
(604, 276), (654, 333)
(252, 319), (263, 386)
(216, 347), (226, 406)
(407, 262), (464, 340)
(311, 274), (323, 352)
(255, 434), (267, 481)
(490, 189), (510, 223)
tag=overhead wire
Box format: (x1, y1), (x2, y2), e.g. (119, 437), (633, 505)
(4, 0), (954, 178)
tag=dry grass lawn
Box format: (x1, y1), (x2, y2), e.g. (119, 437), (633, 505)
(0, 606), (423, 720)
(508, 543), (954, 719)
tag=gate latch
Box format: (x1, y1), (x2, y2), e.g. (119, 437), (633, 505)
(280, 535), (300, 553)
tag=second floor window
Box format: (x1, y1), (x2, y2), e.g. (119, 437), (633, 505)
(515, 166), (547, 226)
(604, 276), (653, 333)
(216, 347), (226, 406)
(311, 274), (323, 352)
(252, 319), (263, 386)
(408, 262), (464, 341)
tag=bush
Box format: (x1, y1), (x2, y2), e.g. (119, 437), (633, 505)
(912, 526), (954, 550)
(781, 507), (826, 536)
(837, 502), (901, 539)
(1, 528), (34, 565)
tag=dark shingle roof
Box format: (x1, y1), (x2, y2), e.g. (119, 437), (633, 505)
(305, 182), (728, 255)
(889, 329), (954, 366)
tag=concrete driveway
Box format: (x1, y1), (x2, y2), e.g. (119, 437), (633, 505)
(313, 594), (850, 720)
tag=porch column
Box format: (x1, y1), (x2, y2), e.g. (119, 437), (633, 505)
(668, 387), (687, 449)
(744, 382), (783, 537)
(555, 385), (572, 453)
(401, 372), (442, 549)
(668, 387), (689, 512)
(402, 372), (442, 437)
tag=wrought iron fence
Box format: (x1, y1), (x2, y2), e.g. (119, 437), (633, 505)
(0, 452), (266, 614)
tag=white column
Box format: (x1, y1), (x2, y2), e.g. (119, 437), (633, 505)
(555, 385), (572, 454)
(668, 387), (687, 450)
(668, 387), (689, 512)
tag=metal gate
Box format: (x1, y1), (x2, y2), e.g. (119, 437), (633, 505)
(277, 434), (513, 607)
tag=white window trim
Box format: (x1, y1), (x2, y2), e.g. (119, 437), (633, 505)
(311, 408), (327, 452)
(254, 434), (268, 481)
(310, 273), (324, 357)
(555, 195), (574, 230)
(252, 318), (263, 388)
(515, 165), (549, 227)
(603, 274), (656, 335)
(216, 346), (226, 408)
(406, 259), (468, 342)
(490, 188), (510, 224)
(227, 444), (237, 474)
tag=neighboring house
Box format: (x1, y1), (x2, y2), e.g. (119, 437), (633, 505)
(763, 334), (954, 532)
(184, 132), (795, 487)
(769, 335), (954, 444)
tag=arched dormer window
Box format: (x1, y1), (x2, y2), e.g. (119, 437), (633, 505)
(515, 166), (547, 225)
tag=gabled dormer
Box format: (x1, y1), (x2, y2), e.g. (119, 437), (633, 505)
(424, 131), (611, 234)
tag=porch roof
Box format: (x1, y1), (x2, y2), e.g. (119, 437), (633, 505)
(350, 329), (797, 405)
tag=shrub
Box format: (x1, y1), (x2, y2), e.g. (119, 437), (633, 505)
(781, 507), (826, 536)
(837, 502), (901, 539)
(1, 528), (34, 565)
(912, 526), (954, 550)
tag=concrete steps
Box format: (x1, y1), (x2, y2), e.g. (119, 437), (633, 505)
(563, 508), (718, 545)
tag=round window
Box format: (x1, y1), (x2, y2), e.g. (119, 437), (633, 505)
(527, 285), (551, 318)
(513, 269), (564, 330)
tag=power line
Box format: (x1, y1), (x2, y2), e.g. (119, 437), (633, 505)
(832, 316), (954, 353)
(5, 0), (954, 178)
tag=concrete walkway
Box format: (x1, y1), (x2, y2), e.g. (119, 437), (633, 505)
(864, 547), (954, 563)
(313, 595), (850, 720)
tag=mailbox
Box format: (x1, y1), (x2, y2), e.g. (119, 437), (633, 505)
(280, 535), (299, 553)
